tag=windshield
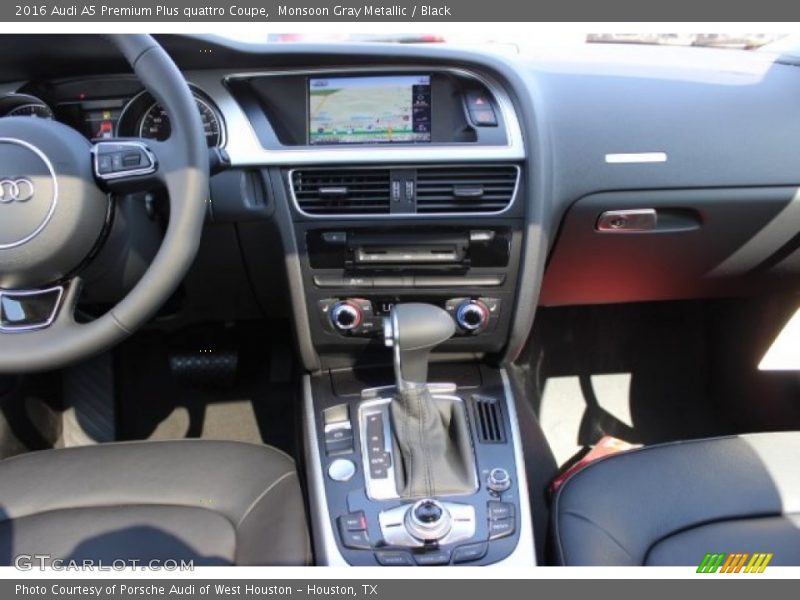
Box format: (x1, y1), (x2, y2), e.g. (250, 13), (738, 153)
(219, 32), (789, 51)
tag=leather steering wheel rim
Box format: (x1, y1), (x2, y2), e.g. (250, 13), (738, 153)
(0, 34), (209, 373)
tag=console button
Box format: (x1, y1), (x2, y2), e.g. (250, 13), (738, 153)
(488, 518), (515, 540)
(343, 276), (373, 288)
(469, 109), (498, 126)
(372, 276), (405, 288)
(322, 231), (347, 244)
(452, 542), (488, 564)
(339, 511), (368, 532)
(487, 501), (515, 521)
(327, 458), (356, 482)
(313, 276), (345, 288)
(375, 550), (414, 566)
(413, 549), (451, 566)
(325, 428), (353, 444)
(325, 437), (354, 456)
(341, 529), (371, 550)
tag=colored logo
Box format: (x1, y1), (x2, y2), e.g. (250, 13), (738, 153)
(697, 553), (773, 573)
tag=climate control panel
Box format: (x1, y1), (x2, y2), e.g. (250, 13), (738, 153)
(318, 297), (501, 338)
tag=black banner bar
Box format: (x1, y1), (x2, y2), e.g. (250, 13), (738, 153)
(2, 0), (800, 22)
(4, 579), (797, 600)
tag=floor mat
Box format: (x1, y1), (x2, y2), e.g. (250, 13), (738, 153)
(0, 373), (63, 459)
(520, 301), (734, 467)
(115, 321), (299, 458)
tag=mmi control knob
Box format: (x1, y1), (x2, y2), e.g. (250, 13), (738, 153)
(330, 301), (363, 331)
(405, 499), (452, 542)
(456, 300), (489, 332)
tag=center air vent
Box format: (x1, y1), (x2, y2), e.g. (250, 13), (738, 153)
(471, 395), (507, 444)
(292, 169), (391, 215)
(416, 166), (518, 214)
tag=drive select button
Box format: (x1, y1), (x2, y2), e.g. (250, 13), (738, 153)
(338, 511), (371, 550)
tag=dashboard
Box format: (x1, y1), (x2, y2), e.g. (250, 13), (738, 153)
(1, 34), (800, 371)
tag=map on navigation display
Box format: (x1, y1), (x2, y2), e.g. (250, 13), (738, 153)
(308, 75), (432, 145)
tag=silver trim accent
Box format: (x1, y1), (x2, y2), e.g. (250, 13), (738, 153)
(596, 208), (658, 233)
(0, 177), (35, 203)
(92, 141), (157, 181)
(605, 152), (668, 164)
(302, 375), (349, 566)
(0, 137), (59, 250)
(187, 67), (525, 167)
(288, 164), (521, 219)
(358, 396), (399, 501)
(494, 368), (537, 566)
(379, 500), (475, 548)
(0, 285), (64, 332)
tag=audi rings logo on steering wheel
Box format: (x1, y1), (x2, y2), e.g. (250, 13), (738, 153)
(0, 178), (35, 204)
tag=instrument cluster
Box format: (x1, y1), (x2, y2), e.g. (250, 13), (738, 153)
(0, 79), (225, 149)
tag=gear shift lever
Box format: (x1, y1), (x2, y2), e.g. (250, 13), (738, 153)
(383, 303), (455, 390)
(382, 303), (477, 498)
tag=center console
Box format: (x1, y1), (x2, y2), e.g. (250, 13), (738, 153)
(221, 63), (534, 565)
(304, 347), (535, 566)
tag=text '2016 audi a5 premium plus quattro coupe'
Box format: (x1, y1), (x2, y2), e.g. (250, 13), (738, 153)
(0, 33), (797, 567)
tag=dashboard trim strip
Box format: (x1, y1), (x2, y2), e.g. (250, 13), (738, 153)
(187, 66), (525, 166)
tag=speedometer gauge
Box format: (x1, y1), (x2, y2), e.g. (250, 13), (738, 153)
(7, 103), (53, 119)
(138, 96), (223, 147)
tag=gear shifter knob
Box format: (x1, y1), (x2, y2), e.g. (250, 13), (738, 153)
(384, 303), (455, 389)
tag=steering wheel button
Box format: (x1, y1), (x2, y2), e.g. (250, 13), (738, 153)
(97, 154), (113, 174)
(122, 152), (142, 167)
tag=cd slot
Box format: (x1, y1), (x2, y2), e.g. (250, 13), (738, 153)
(305, 227), (511, 271)
(355, 245), (462, 265)
(348, 231), (469, 269)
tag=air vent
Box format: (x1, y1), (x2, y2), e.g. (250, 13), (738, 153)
(292, 169), (391, 215)
(471, 395), (506, 444)
(416, 166), (518, 214)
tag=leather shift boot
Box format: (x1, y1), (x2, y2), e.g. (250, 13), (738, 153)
(390, 385), (477, 498)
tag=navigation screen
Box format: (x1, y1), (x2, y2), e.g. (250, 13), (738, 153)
(308, 75), (432, 145)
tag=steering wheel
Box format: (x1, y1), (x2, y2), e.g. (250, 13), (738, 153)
(0, 35), (209, 373)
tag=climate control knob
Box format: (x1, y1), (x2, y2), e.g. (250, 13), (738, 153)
(456, 300), (489, 332)
(330, 301), (363, 331)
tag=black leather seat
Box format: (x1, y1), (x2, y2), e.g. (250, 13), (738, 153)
(0, 440), (310, 565)
(553, 432), (800, 565)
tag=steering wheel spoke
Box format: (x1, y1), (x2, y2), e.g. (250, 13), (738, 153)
(91, 138), (165, 193)
(0, 277), (80, 333)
